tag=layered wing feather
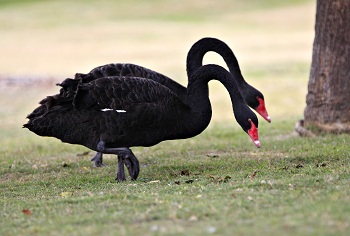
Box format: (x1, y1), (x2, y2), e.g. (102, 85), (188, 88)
(58, 63), (186, 101)
(73, 76), (184, 113)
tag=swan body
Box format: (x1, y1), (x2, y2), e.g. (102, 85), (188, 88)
(24, 64), (260, 181)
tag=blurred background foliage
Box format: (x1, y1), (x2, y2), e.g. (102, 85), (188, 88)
(0, 0), (315, 126)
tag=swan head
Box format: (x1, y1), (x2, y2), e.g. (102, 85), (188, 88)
(247, 119), (260, 148)
(240, 85), (271, 123)
(234, 106), (260, 148)
(255, 97), (271, 123)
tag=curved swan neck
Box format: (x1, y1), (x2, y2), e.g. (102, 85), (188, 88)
(186, 37), (244, 84)
(186, 64), (245, 111)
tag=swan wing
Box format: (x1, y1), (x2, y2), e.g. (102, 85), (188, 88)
(73, 76), (181, 112)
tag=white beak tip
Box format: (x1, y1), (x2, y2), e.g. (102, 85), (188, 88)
(266, 116), (271, 123)
(254, 140), (261, 148)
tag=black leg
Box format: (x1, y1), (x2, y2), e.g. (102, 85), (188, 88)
(116, 156), (126, 181)
(119, 149), (140, 180)
(91, 152), (104, 167)
(96, 141), (140, 181)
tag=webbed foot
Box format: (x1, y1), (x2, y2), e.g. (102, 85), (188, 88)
(95, 141), (140, 181)
(115, 149), (140, 181)
(91, 152), (105, 167)
(122, 151), (140, 180)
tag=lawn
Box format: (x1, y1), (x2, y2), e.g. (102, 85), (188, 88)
(1, 0), (349, 235)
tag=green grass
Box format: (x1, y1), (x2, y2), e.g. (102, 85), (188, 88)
(1, 121), (350, 235)
(1, 0), (349, 235)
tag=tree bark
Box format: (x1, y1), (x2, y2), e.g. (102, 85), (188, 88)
(303, 0), (350, 133)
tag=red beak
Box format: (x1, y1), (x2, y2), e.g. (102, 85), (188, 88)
(256, 97), (271, 123)
(247, 119), (260, 148)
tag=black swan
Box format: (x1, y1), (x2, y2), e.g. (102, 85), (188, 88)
(24, 64), (260, 181)
(56, 37), (270, 169)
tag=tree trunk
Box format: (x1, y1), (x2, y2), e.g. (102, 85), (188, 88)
(303, 0), (350, 134)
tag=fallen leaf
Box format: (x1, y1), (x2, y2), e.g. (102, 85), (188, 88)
(267, 180), (274, 187)
(61, 192), (73, 198)
(316, 162), (327, 167)
(207, 175), (231, 183)
(32, 164), (49, 169)
(223, 175), (232, 182)
(207, 175), (216, 180)
(148, 180), (160, 184)
(249, 171), (258, 179)
(22, 209), (32, 216)
(207, 153), (219, 158)
(77, 151), (90, 157)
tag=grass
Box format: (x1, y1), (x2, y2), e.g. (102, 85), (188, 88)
(1, 122), (350, 235)
(1, 0), (350, 235)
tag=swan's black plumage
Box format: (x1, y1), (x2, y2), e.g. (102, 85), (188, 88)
(24, 64), (260, 181)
